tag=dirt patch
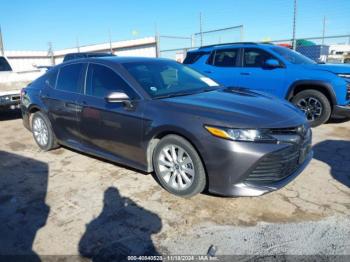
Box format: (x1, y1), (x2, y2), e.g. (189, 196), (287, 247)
(6, 141), (27, 151)
(327, 126), (350, 139)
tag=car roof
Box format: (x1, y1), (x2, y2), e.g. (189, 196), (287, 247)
(191, 42), (274, 52)
(64, 52), (113, 56)
(56, 56), (175, 68)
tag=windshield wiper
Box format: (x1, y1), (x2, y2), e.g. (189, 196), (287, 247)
(154, 92), (197, 99)
(154, 86), (221, 99)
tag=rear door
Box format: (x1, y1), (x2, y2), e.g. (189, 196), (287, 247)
(200, 48), (241, 87)
(236, 48), (286, 97)
(77, 63), (144, 163)
(44, 63), (86, 144)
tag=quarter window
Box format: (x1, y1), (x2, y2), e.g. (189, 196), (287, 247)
(212, 49), (238, 67)
(86, 64), (136, 98)
(33, 69), (58, 88)
(56, 63), (84, 93)
(243, 48), (278, 68)
(0, 57), (12, 71)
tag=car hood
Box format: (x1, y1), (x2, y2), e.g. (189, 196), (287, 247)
(161, 88), (306, 128)
(304, 63), (350, 74)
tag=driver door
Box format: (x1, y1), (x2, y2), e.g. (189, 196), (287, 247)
(236, 48), (286, 97)
(77, 63), (144, 163)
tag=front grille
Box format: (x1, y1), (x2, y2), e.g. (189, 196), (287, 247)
(346, 82), (350, 100)
(245, 145), (301, 184)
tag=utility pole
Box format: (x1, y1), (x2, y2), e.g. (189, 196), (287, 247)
(76, 36), (80, 53)
(155, 23), (160, 58)
(240, 25), (244, 42)
(0, 25), (4, 56)
(109, 29), (113, 53)
(292, 0), (297, 50)
(199, 12), (203, 47)
(321, 16), (326, 45)
(48, 42), (54, 66)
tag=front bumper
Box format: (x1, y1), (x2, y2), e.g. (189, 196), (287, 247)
(332, 104), (350, 118)
(228, 151), (313, 196)
(202, 132), (312, 197)
(0, 94), (21, 109)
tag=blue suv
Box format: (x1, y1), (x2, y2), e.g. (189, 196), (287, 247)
(184, 43), (350, 127)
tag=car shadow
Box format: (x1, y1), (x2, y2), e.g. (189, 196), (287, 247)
(0, 109), (22, 121)
(313, 140), (350, 187)
(79, 187), (162, 262)
(0, 151), (49, 262)
(327, 116), (350, 124)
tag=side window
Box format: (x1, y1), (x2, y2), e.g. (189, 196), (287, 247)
(33, 69), (58, 88)
(86, 64), (136, 99)
(212, 49), (238, 67)
(45, 69), (58, 88)
(0, 57), (12, 71)
(56, 63), (84, 93)
(183, 52), (207, 64)
(244, 48), (278, 68)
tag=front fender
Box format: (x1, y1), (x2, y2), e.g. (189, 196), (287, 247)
(285, 80), (337, 105)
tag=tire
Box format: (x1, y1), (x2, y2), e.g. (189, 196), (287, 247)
(152, 135), (206, 198)
(31, 111), (58, 151)
(291, 89), (331, 127)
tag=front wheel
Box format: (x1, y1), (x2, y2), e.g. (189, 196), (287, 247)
(152, 135), (206, 198)
(291, 90), (331, 127)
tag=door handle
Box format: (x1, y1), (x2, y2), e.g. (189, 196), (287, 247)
(240, 72), (251, 76)
(204, 70), (212, 74)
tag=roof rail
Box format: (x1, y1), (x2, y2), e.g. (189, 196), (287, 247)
(198, 42), (258, 49)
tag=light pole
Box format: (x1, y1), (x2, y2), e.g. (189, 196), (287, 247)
(292, 0), (297, 50)
(322, 16), (326, 46)
(0, 25), (4, 56)
(199, 12), (203, 46)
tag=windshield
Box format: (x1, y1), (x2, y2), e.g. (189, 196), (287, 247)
(272, 46), (316, 65)
(122, 60), (220, 98)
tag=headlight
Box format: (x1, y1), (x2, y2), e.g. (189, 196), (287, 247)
(205, 126), (277, 143)
(337, 73), (350, 79)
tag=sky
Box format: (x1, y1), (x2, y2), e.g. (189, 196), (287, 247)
(1, 0), (349, 51)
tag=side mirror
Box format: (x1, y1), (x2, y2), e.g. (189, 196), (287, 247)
(105, 91), (130, 103)
(264, 59), (280, 68)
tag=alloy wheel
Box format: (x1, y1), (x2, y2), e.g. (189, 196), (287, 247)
(157, 144), (195, 191)
(33, 117), (49, 146)
(296, 97), (323, 121)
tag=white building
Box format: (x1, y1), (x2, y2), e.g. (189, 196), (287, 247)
(328, 44), (350, 64)
(4, 37), (157, 71)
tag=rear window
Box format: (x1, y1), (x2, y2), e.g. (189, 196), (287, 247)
(183, 51), (209, 64)
(32, 69), (58, 88)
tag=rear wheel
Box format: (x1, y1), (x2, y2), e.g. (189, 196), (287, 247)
(31, 111), (58, 151)
(152, 135), (206, 198)
(291, 89), (331, 127)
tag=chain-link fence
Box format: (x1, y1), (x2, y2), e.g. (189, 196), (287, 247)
(192, 25), (244, 48)
(159, 25), (244, 62)
(158, 1), (350, 64)
(269, 35), (350, 63)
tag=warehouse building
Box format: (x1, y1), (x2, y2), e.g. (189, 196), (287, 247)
(4, 37), (157, 71)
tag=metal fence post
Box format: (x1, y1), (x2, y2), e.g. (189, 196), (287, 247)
(48, 42), (54, 66)
(292, 0), (297, 50)
(199, 12), (203, 46)
(240, 25), (244, 42)
(155, 33), (160, 58)
(0, 25), (4, 56)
